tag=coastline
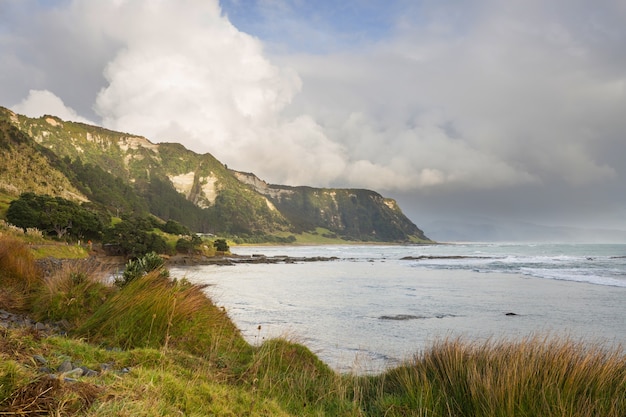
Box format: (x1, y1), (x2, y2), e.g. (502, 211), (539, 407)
(171, 252), (626, 373)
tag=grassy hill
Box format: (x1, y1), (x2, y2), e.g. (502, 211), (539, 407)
(0, 106), (430, 243)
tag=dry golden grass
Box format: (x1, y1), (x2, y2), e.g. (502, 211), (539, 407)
(31, 261), (115, 328)
(0, 236), (41, 311)
(374, 335), (626, 416)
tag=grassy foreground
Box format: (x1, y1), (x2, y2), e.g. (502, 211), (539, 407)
(1, 236), (625, 416)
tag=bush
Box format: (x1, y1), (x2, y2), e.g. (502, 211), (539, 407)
(213, 238), (229, 252)
(116, 252), (168, 288)
(103, 215), (171, 257)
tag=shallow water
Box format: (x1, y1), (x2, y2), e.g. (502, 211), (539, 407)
(171, 243), (626, 373)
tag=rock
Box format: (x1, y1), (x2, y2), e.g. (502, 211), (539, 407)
(505, 312), (518, 316)
(57, 360), (74, 373)
(34, 322), (47, 331)
(56, 319), (71, 330)
(65, 368), (84, 378)
(379, 314), (423, 321)
(33, 354), (48, 365)
(100, 363), (113, 372)
(80, 366), (99, 377)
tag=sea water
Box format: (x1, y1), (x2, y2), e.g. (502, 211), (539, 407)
(170, 243), (626, 373)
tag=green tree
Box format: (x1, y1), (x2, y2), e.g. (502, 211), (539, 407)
(162, 219), (191, 235)
(103, 215), (169, 257)
(213, 238), (229, 252)
(7, 192), (105, 240)
(175, 234), (203, 254)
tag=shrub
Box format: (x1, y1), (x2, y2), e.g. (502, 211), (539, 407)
(213, 238), (229, 252)
(115, 251), (168, 288)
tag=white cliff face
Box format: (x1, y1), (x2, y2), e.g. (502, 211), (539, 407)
(232, 171), (269, 191)
(170, 172), (196, 197)
(169, 171), (219, 208)
(118, 136), (159, 152)
(232, 170), (293, 201)
(199, 175), (218, 207)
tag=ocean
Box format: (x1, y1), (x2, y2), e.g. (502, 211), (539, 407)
(170, 243), (626, 373)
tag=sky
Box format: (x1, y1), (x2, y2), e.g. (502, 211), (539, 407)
(1, 0), (626, 239)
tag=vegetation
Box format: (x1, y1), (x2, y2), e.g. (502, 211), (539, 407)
(115, 251), (168, 288)
(1, 234), (624, 416)
(7, 192), (108, 240)
(102, 214), (170, 257)
(0, 106), (431, 243)
(0, 236), (40, 311)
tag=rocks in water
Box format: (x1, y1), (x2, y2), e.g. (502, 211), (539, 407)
(379, 314), (424, 321)
(505, 312), (518, 316)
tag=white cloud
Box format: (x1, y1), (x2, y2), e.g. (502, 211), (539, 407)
(2, 0), (626, 231)
(11, 90), (93, 124)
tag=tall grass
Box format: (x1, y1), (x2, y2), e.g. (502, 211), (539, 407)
(0, 236), (41, 311)
(244, 338), (361, 415)
(31, 262), (114, 328)
(76, 271), (252, 366)
(366, 336), (626, 416)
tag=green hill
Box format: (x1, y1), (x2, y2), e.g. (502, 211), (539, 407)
(0, 106), (431, 243)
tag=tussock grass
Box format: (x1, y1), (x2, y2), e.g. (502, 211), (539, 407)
(0, 236), (41, 311)
(244, 338), (360, 415)
(76, 271), (252, 364)
(32, 262), (114, 328)
(367, 336), (626, 416)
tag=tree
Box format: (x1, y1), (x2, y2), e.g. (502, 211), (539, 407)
(213, 238), (229, 252)
(103, 215), (170, 257)
(175, 234), (203, 254)
(7, 192), (105, 239)
(162, 219), (190, 236)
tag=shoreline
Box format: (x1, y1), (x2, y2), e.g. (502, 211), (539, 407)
(170, 256), (626, 373)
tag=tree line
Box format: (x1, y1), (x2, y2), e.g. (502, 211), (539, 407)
(6, 192), (228, 257)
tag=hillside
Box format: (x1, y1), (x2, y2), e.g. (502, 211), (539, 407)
(0, 106), (430, 242)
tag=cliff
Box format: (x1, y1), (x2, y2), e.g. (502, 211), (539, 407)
(0, 106), (431, 242)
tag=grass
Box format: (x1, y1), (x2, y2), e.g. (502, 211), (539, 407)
(0, 235), (625, 416)
(30, 243), (91, 260)
(31, 262), (114, 328)
(0, 236), (41, 311)
(364, 336), (626, 416)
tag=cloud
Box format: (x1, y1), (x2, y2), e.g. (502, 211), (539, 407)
(84, 0), (351, 185)
(11, 90), (94, 124)
(280, 0), (626, 190)
(2, 0), (626, 231)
